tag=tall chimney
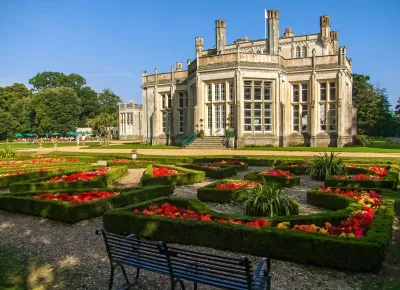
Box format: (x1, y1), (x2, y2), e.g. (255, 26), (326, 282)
(215, 19), (226, 54)
(267, 10), (279, 55)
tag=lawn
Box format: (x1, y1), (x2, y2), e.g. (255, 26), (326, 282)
(0, 142), (97, 149)
(82, 142), (181, 149)
(238, 141), (400, 153)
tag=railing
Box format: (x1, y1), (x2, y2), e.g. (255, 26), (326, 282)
(181, 132), (199, 148)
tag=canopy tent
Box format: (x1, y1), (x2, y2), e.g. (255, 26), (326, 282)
(80, 131), (91, 135)
(25, 133), (37, 137)
(51, 133), (61, 136)
(67, 132), (78, 136)
(15, 133), (24, 138)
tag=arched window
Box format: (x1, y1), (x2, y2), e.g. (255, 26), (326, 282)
(295, 46), (300, 58)
(302, 46), (307, 57)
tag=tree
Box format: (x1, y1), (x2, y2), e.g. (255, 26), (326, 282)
(86, 113), (115, 145)
(0, 110), (15, 140)
(9, 98), (35, 134)
(77, 86), (100, 126)
(30, 87), (81, 134)
(0, 83), (31, 111)
(29, 72), (86, 92)
(98, 88), (122, 118)
(395, 97), (400, 115)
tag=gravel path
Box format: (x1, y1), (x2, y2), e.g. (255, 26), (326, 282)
(112, 168), (145, 188)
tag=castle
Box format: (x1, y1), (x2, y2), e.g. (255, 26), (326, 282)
(122, 9), (356, 147)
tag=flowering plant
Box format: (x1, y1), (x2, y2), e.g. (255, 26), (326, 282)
(214, 181), (259, 190)
(112, 159), (131, 163)
(133, 202), (268, 228)
(45, 168), (110, 183)
(333, 174), (383, 180)
(153, 167), (181, 177)
(366, 167), (388, 176)
(260, 169), (293, 179)
(202, 164), (222, 170)
(34, 190), (118, 203)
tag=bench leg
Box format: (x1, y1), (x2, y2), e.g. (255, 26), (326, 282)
(171, 278), (186, 290)
(109, 265), (116, 290)
(194, 281), (197, 290)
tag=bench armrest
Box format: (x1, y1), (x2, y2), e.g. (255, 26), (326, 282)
(253, 258), (271, 279)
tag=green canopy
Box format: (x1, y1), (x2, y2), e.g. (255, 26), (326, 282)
(51, 133), (61, 136)
(80, 131), (90, 135)
(15, 133), (24, 138)
(67, 132), (77, 136)
(25, 133), (37, 137)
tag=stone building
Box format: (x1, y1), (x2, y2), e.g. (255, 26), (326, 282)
(118, 101), (143, 140)
(141, 10), (356, 147)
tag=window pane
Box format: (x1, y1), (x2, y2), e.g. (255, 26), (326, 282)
(244, 85), (251, 100)
(244, 102), (252, 131)
(264, 104), (272, 132)
(320, 104), (326, 131)
(162, 95), (166, 109)
(229, 82), (234, 100)
(229, 104), (235, 128)
(301, 84), (308, 102)
(215, 105), (221, 128)
(179, 110), (184, 133)
(221, 83), (226, 101)
(207, 84), (212, 102)
(162, 111), (167, 133)
(320, 83), (326, 101)
(329, 82), (336, 101)
(296, 47), (300, 58)
(168, 95), (172, 108)
(215, 84), (220, 101)
(208, 106), (212, 129)
(254, 81), (262, 101)
(292, 104), (299, 132)
(221, 105), (226, 129)
(264, 83), (271, 101)
(301, 104), (308, 132)
(178, 93), (184, 108)
(293, 85), (299, 102)
(329, 104), (336, 131)
(302, 46), (307, 57)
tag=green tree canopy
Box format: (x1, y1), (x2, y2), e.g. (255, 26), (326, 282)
(86, 113), (115, 145)
(77, 86), (100, 126)
(31, 87), (81, 134)
(29, 72), (86, 92)
(0, 110), (15, 140)
(0, 83), (31, 111)
(98, 88), (122, 117)
(395, 97), (400, 115)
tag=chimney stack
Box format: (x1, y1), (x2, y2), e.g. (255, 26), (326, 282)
(284, 27), (294, 37)
(215, 19), (226, 54)
(267, 10), (279, 55)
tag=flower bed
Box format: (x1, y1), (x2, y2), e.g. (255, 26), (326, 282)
(103, 192), (394, 272)
(211, 160), (248, 171)
(0, 185), (174, 223)
(325, 166), (399, 190)
(9, 166), (128, 193)
(141, 164), (205, 186)
(344, 165), (389, 176)
(274, 163), (309, 175)
(153, 167), (181, 177)
(197, 179), (260, 203)
(244, 169), (300, 188)
(177, 163), (238, 179)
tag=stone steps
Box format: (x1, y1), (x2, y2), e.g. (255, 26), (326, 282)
(185, 137), (227, 149)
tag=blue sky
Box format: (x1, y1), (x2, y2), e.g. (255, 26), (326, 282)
(1, 0), (399, 108)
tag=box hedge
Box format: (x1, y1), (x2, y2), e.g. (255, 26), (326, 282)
(9, 166), (128, 193)
(244, 171), (301, 188)
(103, 188), (394, 272)
(176, 163), (238, 179)
(0, 185), (174, 223)
(197, 179), (253, 203)
(0, 165), (102, 188)
(141, 164), (205, 186)
(274, 164), (309, 175)
(325, 166), (399, 190)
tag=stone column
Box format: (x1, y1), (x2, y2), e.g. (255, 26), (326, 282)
(236, 68), (243, 139)
(310, 72), (317, 147)
(337, 70), (345, 147)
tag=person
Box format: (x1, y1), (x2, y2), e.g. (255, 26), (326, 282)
(76, 135), (80, 146)
(82, 134), (86, 146)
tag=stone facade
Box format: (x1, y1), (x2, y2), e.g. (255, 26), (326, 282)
(141, 10), (356, 147)
(118, 102), (143, 140)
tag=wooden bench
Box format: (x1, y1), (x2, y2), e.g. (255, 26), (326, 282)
(97, 229), (271, 290)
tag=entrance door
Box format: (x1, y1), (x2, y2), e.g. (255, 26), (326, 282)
(214, 104), (226, 136)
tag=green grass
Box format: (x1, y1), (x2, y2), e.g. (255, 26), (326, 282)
(82, 142), (181, 149)
(0, 142), (97, 149)
(239, 141), (400, 153)
(0, 244), (83, 289)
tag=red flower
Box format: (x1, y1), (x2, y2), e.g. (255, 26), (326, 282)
(261, 169), (293, 179)
(214, 181), (259, 190)
(34, 190), (118, 203)
(153, 167), (181, 177)
(45, 168), (110, 183)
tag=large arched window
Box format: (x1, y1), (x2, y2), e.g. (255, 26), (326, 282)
(302, 46), (307, 57)
(295, 46), (301, 58)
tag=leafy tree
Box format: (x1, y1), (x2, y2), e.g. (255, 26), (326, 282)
(86, 113), (115, 145)
(31, 87), (81, 134)
(395, 97), (400, 115)
(0, 83), (31, 111)
(29, 72), (86, 92)
(77, 86), (100, 126)
(9, 98), (35, 134)
(98, 88), (122, 118)
(0, 110), (15, 140)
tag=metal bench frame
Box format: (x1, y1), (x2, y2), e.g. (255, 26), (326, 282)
(97, 229), (271, 290)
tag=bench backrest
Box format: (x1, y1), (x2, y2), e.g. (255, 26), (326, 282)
(157, 241), (254, 290)
(96, 229), (169, 274)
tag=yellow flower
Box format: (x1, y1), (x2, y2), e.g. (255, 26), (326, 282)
(277, 222), (290, 229)
(348, 233), (355, 238)
(319, 228), (328, 234)
(339, 232), (347, 237)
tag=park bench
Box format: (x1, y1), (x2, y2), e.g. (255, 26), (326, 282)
(96, 229), (271, 290)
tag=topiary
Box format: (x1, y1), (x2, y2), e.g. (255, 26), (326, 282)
(308, 151), (346, 181)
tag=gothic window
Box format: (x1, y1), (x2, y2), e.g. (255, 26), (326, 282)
(302, 46), (307, 57)
(178, 92), (184, 108)
(295, 46), (301, 58)
(319, 81), (337, 132)
(292, 83), (308, 132)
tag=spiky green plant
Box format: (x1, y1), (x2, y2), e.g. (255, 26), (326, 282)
(0, 146), (17, 159)
(240, 179), (295, 217)
(308, 151), (345, 181)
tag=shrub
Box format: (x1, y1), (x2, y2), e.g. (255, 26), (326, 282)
(197, 179), (256, 203)
(274, 164), (309, 175)
(241, 182), (299, 217)
(0, 185), (174, 223)
(0, 147), (17, 159)
(355, 135), (373, 147)
(177, 163), (238, 179)
(244, 171), (300, 188)
(141, 164), (205, 186)
(308, 151), (346, 181)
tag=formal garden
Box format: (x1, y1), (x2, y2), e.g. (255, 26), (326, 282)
(0, 148), (399, 289)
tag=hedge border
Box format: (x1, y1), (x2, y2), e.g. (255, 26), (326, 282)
(0, 185), (174, 223)
(197, 179), (254, 203)
(273, 164), (309, 175)
(244, 171), (301, 188)
(176, 163), (238, 179)
(103, 187), (394, 272)
(9, 166), (128, 193)
(141, 164), (205, 186)
(325, 166), (399, 190)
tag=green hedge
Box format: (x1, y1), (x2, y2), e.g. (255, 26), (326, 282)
(345, 167), (376, 175)
(0, 185), (174, 223)
(274, 164), (309, 175)
(244, 171), (301, 188)
(0, 165), (102, 188)
(103, 191), (394, 272)
(325, 166), (399, 190)
(107, 160), (152, 168)
(9, 166), (128, 193)
(141, 164), (205, 186)
(197, 179), (251, 203)
(176, 163), (238, 179)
